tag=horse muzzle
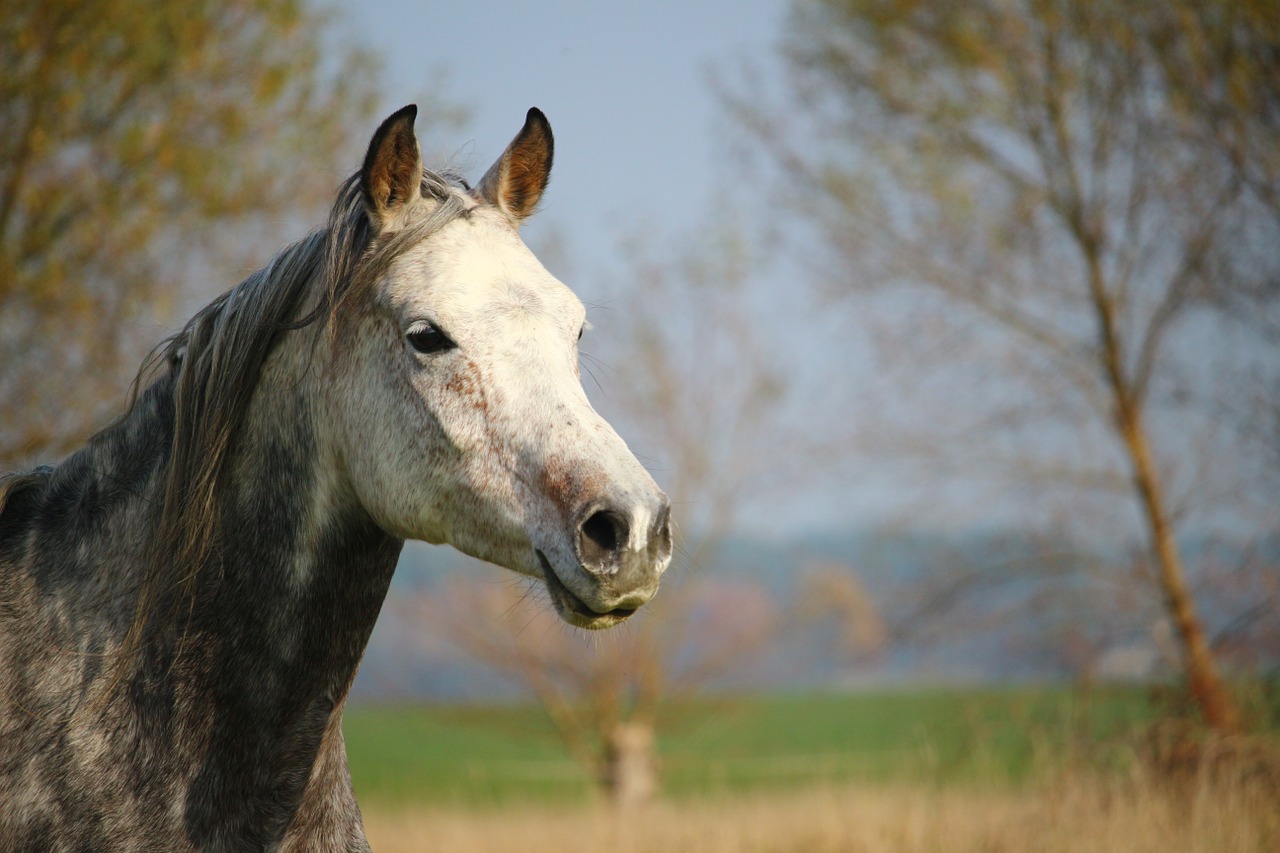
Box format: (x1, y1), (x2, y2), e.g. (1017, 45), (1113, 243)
(537, 495), (672, 629)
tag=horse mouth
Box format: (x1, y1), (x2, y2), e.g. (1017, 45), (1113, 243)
(536, 551), (636, 630)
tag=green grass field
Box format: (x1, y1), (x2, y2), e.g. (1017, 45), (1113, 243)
(344, 685), (1166, 808)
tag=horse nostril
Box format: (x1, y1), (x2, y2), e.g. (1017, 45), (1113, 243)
(650, 500), (672, 561)
(578, 509), (628, 572)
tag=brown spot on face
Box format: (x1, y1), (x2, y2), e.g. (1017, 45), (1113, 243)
(538, 458), (608, 522)
(445, 359), (488, 414)
(444, 371), (477, 399)
(538, 457), (572, 516)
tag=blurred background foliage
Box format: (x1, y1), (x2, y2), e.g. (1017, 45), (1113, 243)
(0, 0), (381, 464)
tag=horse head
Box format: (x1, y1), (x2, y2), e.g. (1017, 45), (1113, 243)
(326, 106), (671, 628)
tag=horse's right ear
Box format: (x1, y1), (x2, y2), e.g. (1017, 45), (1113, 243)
(477, 108), (554, 223)
(361, 105), (423, 229)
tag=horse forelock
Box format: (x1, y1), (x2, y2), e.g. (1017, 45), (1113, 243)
(326, 169), (475, 344)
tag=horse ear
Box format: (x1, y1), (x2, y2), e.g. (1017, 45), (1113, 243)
(361, 104), (423, 227)
(478, 108), (554, 223)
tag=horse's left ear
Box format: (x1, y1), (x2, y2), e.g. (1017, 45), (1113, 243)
(478, 108), (554, 223)
(361, 104), (423, 229)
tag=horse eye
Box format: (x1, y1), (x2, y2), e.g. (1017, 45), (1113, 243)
(577, 325), (585, 342)
(406, 322), (455, 355)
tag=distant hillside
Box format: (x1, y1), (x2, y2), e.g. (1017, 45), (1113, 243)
(352, 528), (1278, 701)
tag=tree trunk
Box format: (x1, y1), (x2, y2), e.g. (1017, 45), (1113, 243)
(1078, 226), (1241, 735)
(1117, 407), (1241, 733)
(601, 721), (658, 808)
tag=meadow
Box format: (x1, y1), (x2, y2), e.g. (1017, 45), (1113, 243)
(345, 686), (1163, 806)
(345, 685), (1280, 851)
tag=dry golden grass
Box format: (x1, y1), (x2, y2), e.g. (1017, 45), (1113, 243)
(363, 769), (1278, 853)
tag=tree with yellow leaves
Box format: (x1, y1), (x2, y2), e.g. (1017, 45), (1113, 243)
(1, 0), (380, 464)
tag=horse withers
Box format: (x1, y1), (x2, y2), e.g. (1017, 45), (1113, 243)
(0, 106), (671, 850)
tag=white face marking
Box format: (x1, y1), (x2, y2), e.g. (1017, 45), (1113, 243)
(327, 203), (671, 627)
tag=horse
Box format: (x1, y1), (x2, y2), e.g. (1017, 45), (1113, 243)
(0, 105), (672, 850)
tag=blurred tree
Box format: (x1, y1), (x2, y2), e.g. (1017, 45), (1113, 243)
(0, 0), (383, 466)
(402, 573), (777, 807)
(728, 0), (1280, 733)
(797, 561), (886, 667)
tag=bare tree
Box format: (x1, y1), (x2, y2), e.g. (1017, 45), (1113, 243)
(398, 571), (777, 807)
(727, 0), (1280, 732)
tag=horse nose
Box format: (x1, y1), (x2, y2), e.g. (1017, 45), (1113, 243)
(576, 497), (671, 576)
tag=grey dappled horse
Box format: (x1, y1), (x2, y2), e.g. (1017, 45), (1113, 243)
(0, 106), (671, 850)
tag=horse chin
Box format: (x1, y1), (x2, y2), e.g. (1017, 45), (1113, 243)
(536, 551), (636, 630)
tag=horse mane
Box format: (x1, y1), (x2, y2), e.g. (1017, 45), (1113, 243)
(81, 166), (476, 686)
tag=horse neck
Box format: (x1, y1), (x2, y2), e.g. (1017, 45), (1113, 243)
(126, 324), (407, 841)
(181, 326), (404, 706)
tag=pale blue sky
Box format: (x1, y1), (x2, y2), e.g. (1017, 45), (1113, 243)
(337, 1), (787, 301)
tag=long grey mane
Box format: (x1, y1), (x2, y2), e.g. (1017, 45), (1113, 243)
(0, 165), (472, 686)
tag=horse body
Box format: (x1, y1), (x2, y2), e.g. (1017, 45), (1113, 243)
(0, 106), (671, 850)
(0, 370), (397, 849)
